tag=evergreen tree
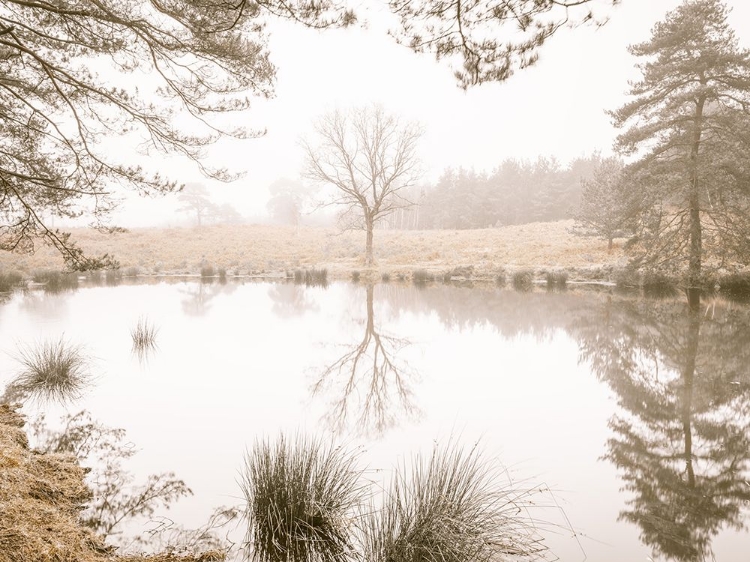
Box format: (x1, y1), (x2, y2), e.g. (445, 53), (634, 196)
(611, 0), (750, 284)
(574, 157), (633, 251)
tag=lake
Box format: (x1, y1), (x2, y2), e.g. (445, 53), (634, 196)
(1, 278), (748, 561)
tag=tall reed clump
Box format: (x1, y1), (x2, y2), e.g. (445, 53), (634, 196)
(9, 337), (91, 404)
(241, 433), (365, 562)
(131, 316), (158, 355)
(545, 271), (568, 290)
(360, 441), (546, 562)
(293, 268), (328, 287)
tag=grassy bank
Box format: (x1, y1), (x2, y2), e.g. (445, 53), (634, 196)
(0, 221), (628, 282)
(0, 404), (223, 562)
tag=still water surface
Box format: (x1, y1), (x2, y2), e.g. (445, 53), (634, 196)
(1, 279), (748, 561)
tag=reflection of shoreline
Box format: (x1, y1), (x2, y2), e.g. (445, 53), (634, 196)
(577, 294), (750, 561)
(310, 284), (420, 437)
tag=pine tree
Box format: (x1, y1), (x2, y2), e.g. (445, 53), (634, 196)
(611, 0), (750, 284)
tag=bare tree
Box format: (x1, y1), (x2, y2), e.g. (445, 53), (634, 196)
(303, 106), (423, 266)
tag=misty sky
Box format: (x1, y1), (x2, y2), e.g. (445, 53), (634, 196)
(114, 0), (750, 227)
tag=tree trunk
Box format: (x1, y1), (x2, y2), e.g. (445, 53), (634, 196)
(365, 216), (374, 266)
(688, 93), (706, 287)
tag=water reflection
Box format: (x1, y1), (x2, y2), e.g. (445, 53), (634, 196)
(180, 279), (238, 316)
(311, 284), (420, 436)
(576, 293), (750, 561)
(267, 283), (319, 318)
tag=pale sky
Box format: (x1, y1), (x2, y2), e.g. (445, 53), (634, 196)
(113, 0), (750, 227)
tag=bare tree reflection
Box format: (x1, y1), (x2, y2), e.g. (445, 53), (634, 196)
(576, 293), (750, 561)
(311, 284), (420, 436)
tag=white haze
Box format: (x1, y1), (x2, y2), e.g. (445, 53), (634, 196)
(104, 0), (750, 227)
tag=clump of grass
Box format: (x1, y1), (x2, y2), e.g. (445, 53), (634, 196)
(719, 272), (750, 300)
(351, 270), (361, 282)
(613, 267), (639, 290)
(442, 271), (453, 283)
(241, 433), (364, 562)
(123, 266), (140, 278)
(293, 268), (328, 287)
(0, 271), (24, 292)
(412, 269), (434, 284)
(361, 440), (547, 562)
(642, 271), (678, 297)
(131, 316), (158, 357)
(545, 270), (568, 289)
(201, 264), (216, 278)
(511, 269), (534, 291)
(8, 337), (91, 405)
(218, 267), (227, 281)
(381, 272), (391, 283)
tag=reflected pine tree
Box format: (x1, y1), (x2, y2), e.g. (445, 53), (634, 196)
(311, 284), (419, 436)
(576, 294), (750, 561)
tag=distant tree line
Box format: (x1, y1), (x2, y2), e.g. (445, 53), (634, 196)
(380, 154), (605, 230)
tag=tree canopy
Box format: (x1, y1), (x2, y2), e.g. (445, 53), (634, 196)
(389, 0), (621, 88)
(0, 0), (353, 269)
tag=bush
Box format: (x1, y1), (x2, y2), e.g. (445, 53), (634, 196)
(381, 272), (391, 283)
(0, 271), (24, 292)
(412, 269), (434, 284)
(351, 271), (361, 282)
(32, 269), (79, 293)
(241, 433), (364, 562)
(642, 271), (678, 297)
(201, 265), (216, 278)
(511, 270), (534, 291)
(719, 272), (750, 300)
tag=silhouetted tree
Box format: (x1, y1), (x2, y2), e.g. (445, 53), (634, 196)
(303, 106), (423, 265)
(611, 0), (750, 284)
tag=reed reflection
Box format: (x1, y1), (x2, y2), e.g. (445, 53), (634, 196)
(577, 293), (750, 561)
(311, 283), (420, 436)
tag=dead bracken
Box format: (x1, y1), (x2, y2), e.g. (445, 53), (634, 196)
(0, 403), (225, 562)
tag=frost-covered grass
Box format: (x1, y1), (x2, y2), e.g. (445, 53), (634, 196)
(0, 221), (625, 280)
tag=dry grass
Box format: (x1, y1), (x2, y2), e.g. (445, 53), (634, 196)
(0, 404), (224, 562)
(0, 221), (626, 280)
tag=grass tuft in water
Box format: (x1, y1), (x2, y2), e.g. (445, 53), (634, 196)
(131, 316), (158, 355)
(360, 440), (547, 562)
(241, 433), (364, 562)
(8, 337), (91, 404)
